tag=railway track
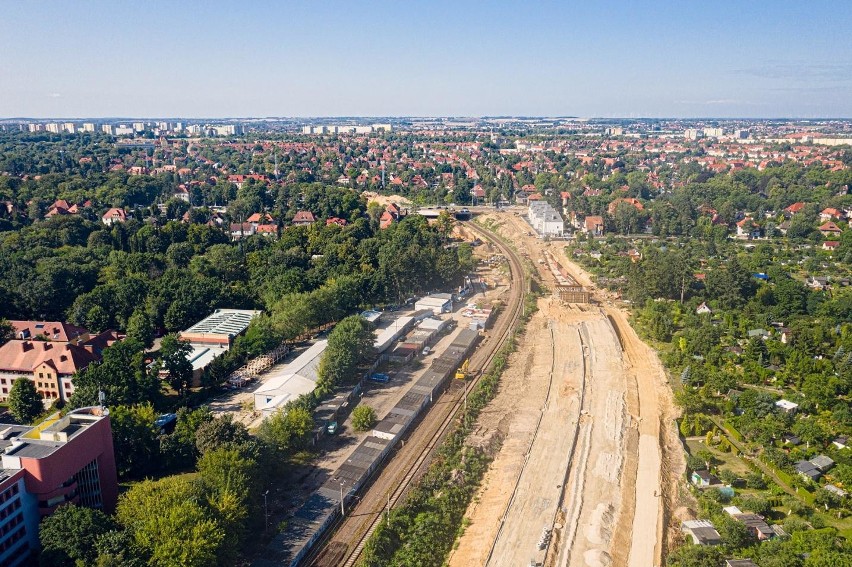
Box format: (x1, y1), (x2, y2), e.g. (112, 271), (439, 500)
(308, 220), (527, 567)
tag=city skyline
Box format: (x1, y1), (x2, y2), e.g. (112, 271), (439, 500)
(2, 1), (851, 118)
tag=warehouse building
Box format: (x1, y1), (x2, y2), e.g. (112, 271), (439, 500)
(253, 340), (328, 417)
(178, 309), (261, 386)
(414, 293), (453, 315)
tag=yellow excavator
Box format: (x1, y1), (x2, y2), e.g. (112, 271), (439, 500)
(455, 359), (470, 380)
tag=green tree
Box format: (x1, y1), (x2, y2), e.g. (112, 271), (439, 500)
(666, 544), (724, 567)
(316, 315), (375, 391)
(352, 404), (377, 432)
(93, 529), (146, 567)
(110, 404), (160, 478)
(39, 504), (118, 567)
(116, 476), (224, 567)
(8, 377), (43, 423)
(71, 338), (160, 408)
(256, 406), (314, 452)
(715, 514), (754, 550)
(126, 308), (155, 349)
(0, 318), (13, 344)
(195, 415), (250, 455)
(159, 333), (194, 394)
(159, 406), (214, 470)
(197, 445), (260, 560)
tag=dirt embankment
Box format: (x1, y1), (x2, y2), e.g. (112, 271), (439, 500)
(448, 211), (685, 567)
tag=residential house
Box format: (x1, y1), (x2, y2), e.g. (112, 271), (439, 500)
(784, 202), (806, 216)
(832, 435), (849, 450)
(681, 520), (722, 546)
(822, 241), (840, 252)
(326, 217), (347, 227)
(255, 224), (277, 237)
(607, 197), (644, 215)
(731, 513), (774, 540)
(810, 454), (835, 473)
(781, 433), (801, 446)
(691, 470), (721, 488)
(808, 276), (829, 290)
(292, 210), (316, 226)
(229, 222), (255, 240)
(101, 208), (127, 226)
(820, 207), (845, 221)
(584, 215), (604, 236)
(246, 212), (273, 228)
(736, 217), (760, 239)
(795, 460), (822, 481)
(172, 186), (190, 202)
(696, 302), (712, 315)
(775, 399), (798, 414)
(818, 221), (842, 237)
(379, 210), (397, 229)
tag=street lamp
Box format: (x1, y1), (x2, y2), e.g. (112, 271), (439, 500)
(336, 478), (346, 517)
(263, 490), (269, 530)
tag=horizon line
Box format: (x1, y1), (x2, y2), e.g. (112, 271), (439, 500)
(3, 115), (852, 122)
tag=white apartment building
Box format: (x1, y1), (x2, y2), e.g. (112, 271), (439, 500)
(703, 127), (723, 138)
(527, 201), (564, 237)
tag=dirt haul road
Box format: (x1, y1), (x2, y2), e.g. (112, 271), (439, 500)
(448, 212), (682, 567)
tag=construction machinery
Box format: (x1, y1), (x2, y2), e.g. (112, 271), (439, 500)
(455, 359), (470, 380)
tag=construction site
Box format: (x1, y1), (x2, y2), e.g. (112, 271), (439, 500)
(447, 210), (684, 567)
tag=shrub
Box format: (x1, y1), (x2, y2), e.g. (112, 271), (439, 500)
(352, 405), (377, 432)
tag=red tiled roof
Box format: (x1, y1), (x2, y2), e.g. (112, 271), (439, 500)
(10, 321), (88, 343)
(0, 341), (99, 376)
(292, 210), (316, 223)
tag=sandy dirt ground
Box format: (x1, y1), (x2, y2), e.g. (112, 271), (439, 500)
(448, 210), (683, 567)
(361, 191), (412, 207)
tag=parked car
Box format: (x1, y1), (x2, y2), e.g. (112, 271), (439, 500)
(154, 413), (177, 434)
(369, 373), (391, 383)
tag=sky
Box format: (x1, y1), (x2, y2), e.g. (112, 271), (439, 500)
(1, 1), (851, 118)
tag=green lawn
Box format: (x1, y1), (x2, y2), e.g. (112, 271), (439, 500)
(686, 439), (752, 477)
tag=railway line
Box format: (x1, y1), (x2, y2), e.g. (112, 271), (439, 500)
(302, 220), (527, 567)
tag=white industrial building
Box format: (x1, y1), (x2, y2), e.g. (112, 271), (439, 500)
(527, 201), (564, 237)
(415, 293), (453, 315)
(374, 316), (415, 354)
(254, 340), (328, 417)
(177, 308), (261, 386)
